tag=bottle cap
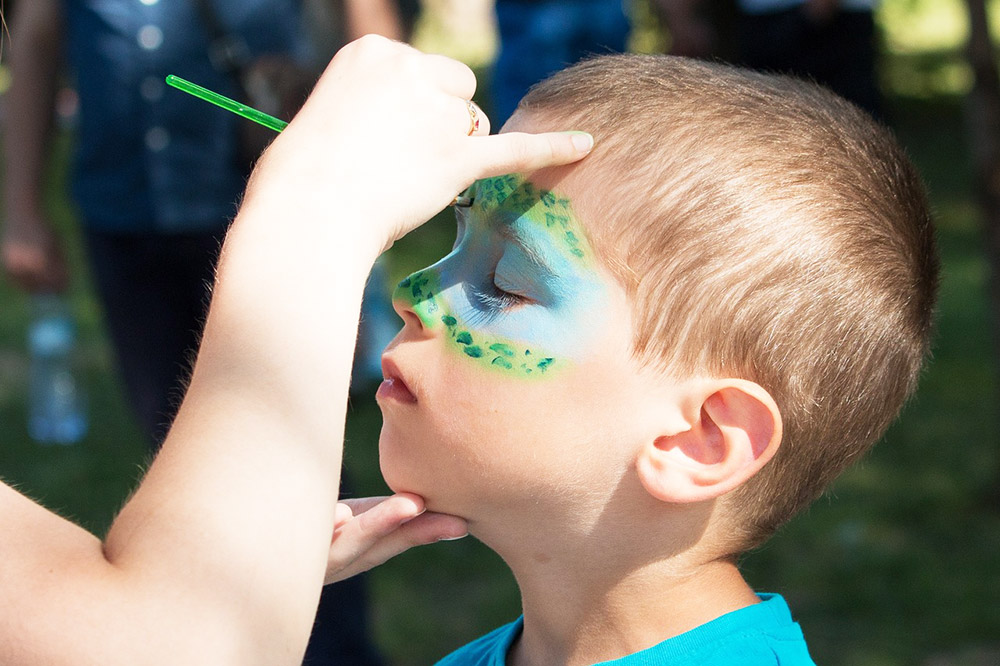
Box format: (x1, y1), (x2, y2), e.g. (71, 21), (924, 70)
(29, 317), (75, 357)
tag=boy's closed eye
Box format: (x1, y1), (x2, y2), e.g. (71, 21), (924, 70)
(495, 240), (563, 306)
(453, 208), (561, 308)
(493, 271), (533, 304)
(468, 271), (533, 311)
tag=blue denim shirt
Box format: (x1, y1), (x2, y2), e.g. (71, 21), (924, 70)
(63, 0), (311, 233)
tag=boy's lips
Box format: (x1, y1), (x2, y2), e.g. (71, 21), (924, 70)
(377, 356), (417, 404)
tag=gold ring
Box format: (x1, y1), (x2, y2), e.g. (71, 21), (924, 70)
(466, 101), (480, 136)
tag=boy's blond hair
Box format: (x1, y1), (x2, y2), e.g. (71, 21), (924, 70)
(517, 55), (939, 551)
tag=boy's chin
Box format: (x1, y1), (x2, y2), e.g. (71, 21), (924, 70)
(379, 468), (458, 516)
(378, 442), (481, 519)
(378, 429), (443, 505)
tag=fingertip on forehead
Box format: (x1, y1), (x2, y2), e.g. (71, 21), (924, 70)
(497, 111), (588, 186)
(498, 110), (529, 135)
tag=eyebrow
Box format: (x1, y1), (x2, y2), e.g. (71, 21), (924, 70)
(468, 177), (571, 274)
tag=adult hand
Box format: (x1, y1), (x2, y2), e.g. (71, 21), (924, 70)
(324, 493), (467, 584)
(1, 215), (69, 292)
(243, 34), (594, 263)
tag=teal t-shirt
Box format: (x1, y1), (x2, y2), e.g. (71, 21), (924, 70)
(435, 594), (816, 665)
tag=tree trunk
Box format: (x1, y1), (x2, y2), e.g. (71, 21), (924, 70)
(964, 0), (1000, 509)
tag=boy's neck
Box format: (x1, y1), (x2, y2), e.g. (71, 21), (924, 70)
(506, 550), (758, 666)
(471, 493), (759, 666)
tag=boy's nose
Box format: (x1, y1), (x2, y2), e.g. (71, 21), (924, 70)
(391, 270), (438, 333)
(391, 296), (425, 332)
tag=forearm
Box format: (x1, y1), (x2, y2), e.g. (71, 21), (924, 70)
(101, 192), (374, 662)
(2, 0), (62, 221)
(4, 195), (373, 663)
(103, 400), (342, 663)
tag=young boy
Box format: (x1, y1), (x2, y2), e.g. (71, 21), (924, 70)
(376, 55), (939, 665)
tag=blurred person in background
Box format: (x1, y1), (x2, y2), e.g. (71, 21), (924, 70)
(1, 0), (408, 450)
(735, 0), (882, 119)
(490, 0), (631, 125)
(0, 1), (406, 663)
(654, 0), (881, 118)
(648, 0), (718, 58)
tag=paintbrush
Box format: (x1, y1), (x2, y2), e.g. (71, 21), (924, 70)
(166, 74), (473, 207)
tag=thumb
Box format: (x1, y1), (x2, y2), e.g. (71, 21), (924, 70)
(469, 131), (594, 180)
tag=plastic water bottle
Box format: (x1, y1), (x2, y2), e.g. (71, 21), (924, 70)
(27, 295), (87, 445)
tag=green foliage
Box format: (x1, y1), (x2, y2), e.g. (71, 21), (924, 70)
(878, 0), (1000, 98)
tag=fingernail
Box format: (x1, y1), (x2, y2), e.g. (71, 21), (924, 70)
(566, 131), (594, 153)
(438, 532), (469, 542)
(400, 508), (427, 525)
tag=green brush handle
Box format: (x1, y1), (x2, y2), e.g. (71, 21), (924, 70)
(166, 74), (288, 132)
(167, 74), (474, 207)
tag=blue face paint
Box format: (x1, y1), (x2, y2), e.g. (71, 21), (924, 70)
(394, 174), (610, 376)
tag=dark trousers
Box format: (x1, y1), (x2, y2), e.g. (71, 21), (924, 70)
(83, 229), (223, 447)
(737, 8), (882, 121)
(83, 227), (383, 665)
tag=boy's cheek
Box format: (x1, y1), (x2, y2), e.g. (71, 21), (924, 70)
(378, 333), (642, 515)
(377, 402), (499, 510)
(378, 354), (553, 475)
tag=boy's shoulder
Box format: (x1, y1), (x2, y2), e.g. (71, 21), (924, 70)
(434, 595), (816, 666)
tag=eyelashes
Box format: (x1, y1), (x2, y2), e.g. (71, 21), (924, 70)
(470, 278), (528, 309)
(462, 276), (530, 327)
(473, 286), (524, 310)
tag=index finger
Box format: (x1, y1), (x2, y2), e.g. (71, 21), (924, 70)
(467, 131), (595, 181)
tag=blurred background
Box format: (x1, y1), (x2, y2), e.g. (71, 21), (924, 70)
(1, 0), (999, 664)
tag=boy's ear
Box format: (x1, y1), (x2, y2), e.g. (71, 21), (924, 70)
(635, 380), (782, 504)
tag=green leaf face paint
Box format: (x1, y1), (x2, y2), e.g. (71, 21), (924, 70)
(393, 174), (609, 377)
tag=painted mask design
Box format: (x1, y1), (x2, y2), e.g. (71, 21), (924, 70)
(393, 174), (610, 377)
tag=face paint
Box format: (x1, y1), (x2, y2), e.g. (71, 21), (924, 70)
(393, 174), (610, 377)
